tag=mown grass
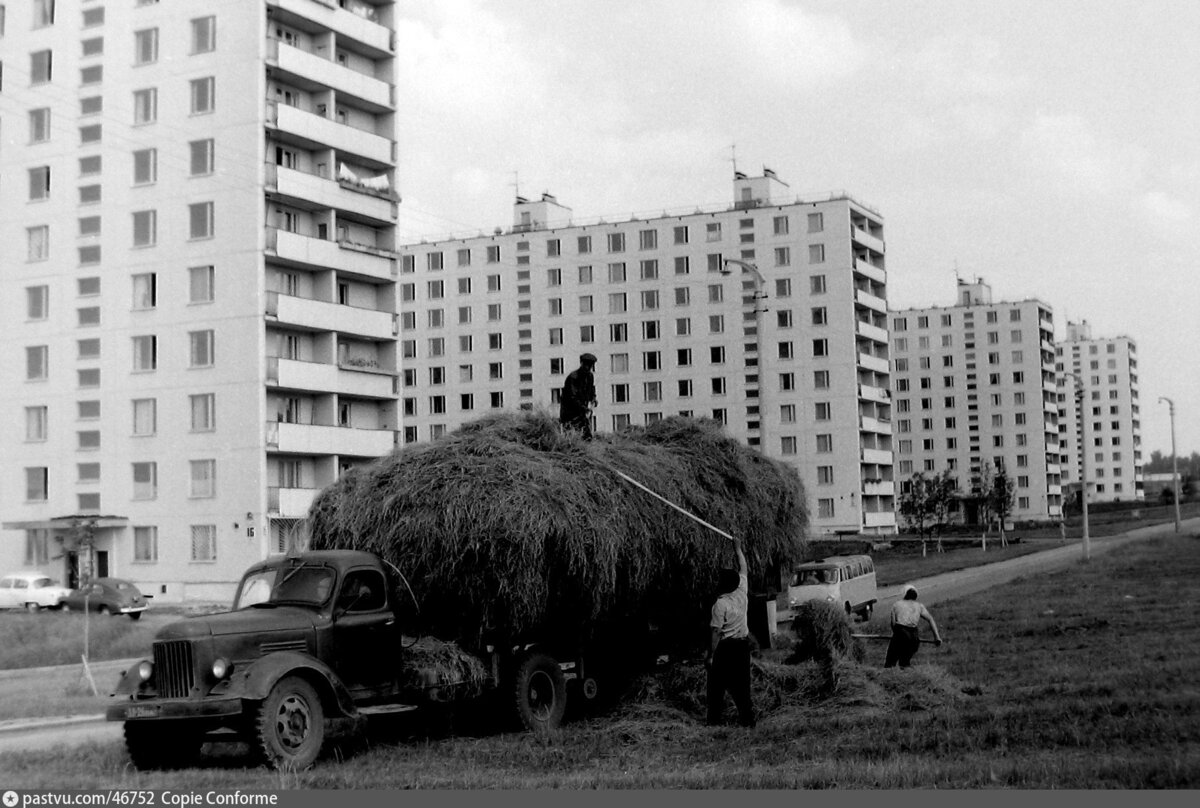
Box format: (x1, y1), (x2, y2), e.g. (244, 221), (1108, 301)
(2, 529), (1197, 788)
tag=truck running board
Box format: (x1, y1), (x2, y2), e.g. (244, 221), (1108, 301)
(358, 704), (420, 716)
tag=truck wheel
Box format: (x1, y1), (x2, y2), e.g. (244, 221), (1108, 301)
(513, 652), (567, 733)
(256, 676), (325, 770)
(124, 721), (200, 770)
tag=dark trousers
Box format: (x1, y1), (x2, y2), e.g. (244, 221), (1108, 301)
(885, 624), (920, 668)
(560, 413), (592, 440)
(707, 637), (754, 727)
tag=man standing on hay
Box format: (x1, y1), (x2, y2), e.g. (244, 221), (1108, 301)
(706, 537), (755, 728)
(559, 352), (598, 439)
(885, 585), (943, 668)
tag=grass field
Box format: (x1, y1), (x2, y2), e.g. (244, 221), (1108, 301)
(1, 529), (1196, 788)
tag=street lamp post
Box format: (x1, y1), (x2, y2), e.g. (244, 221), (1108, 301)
(1073, 374), (1091, 561)
(722, 259), (768, 452)
(1159, 396), (1182, 533)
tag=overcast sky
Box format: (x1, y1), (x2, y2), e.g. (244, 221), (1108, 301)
(393, 0), (1200, 457)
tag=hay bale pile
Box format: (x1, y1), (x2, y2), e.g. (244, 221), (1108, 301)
(306, 410), (807, 650)
(785, 600), (866, 665)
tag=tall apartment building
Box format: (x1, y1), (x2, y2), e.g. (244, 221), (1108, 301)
(398, 173), (896, 536)
(1054, 321), (1144, 504)
(890, 280), (1062, 524)
(0, 0), (399, 601)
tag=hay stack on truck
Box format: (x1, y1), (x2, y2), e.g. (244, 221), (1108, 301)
(107, 413), (806, 770)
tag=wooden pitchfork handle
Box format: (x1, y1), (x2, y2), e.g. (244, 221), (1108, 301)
(852, 633), (944, 644)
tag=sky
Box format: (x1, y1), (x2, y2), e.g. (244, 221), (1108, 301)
(392, 0), (1200, 458)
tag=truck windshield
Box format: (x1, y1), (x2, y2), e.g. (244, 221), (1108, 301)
(235, 565), (335, 609)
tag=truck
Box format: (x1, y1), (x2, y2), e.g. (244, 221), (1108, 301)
(106, 549), (667, 770)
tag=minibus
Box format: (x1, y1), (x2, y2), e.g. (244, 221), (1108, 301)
(787, 554), (877, 621)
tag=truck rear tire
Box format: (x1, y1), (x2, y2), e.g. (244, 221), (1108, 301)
(512, 652), (567, 733)
(256, 676), (325, 770)
(124, 721), (200, 770)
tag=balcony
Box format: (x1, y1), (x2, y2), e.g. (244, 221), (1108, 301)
(267, 420), (396, 457)
(852, 259), (886, 285)
(851, 226), (885, 254)
(859, 415), (893, 435)
(267, 163), (395, 224)
(858, 383), (890, 403)
(268, 486), (320, 517)
(854, 288), (887, 313)
(267, 101), (393, 166)
(1047, 485), (1063, 496)
(860, 447), (892, 466)
(1046, 463), (1061, 475)
(857, 352), (889, 374)
(855, 320), (889, 345)
(862, 480), (895, 497)
(267, 356), (396, 399)
(266, 0), (392, 57)
(863, 511), (896, 528)
(267, 292), (395, 341)
(267, 228), (396, 281)
(268, 39), (393, 112)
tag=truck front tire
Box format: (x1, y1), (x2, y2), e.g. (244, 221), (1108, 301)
(124, 721), (200, 770)
(513, 652), (567, 733)
(256, 676), (326, 770)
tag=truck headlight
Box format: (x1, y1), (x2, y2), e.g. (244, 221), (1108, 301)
(137, 661), (154, 682)
(211, 658), (232, 680)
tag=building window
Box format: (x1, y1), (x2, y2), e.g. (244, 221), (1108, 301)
(26, 467), (49, 502)
(133, 148), (157, 184)
(816, 434), (833, 453)
(706, 222), (722, 242)
(134, 527), (158, 563)
(779, 372), (795, 391)
(189, 202), (214, 239)
(132, 462), (158, 500)
(26, 345), (49, 381)
(711, 378), (726, 396)
(607, 232), (625, 253)
(810, 275), (826, 294)
(29, 108), (51, 143)
(190, 77), (215, 114)
(27, 226), (50, 261)
(31, 49), (52, 84)
(813, 339), (829, 357)
(190, 460), (216, 498)
(709, 315), (724, 334)
(190, 525), (217, 562)
(190, 330), (214, 367)
(817, 498), (834, 518)
(25, 406), (48, 442)
(132, 211), (157, 247)
(189, 139), (214, 176)
(774, 247), (791, 266)
(133, 88), (157, 124)
(781, 437), (798, 456)
(131, 398), (157, 436)
(809, 244), (825, 263)
(189, 265), (215, 303)
(26, 285), (49, 321)
(191, 16), (216, 53)
(28, 166), (50, 201)
(639, 229), (657, 250)
(132, 335), (157, 371)
(132, 28), (157, 64)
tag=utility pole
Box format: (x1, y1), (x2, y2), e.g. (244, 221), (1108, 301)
(1159, 396), (1182, 533)
(1074, 374), (1091, 561)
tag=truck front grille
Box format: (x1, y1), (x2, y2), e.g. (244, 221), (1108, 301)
(153, 640), (195, 698)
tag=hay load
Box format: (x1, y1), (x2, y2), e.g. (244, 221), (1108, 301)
(306, 410), (808, 649)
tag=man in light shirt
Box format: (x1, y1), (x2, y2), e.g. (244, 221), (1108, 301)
(885, 584), (943, 668)
(706, 538), (755, 728)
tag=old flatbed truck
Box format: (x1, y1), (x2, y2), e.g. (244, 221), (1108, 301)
(107, 550), (636, 770)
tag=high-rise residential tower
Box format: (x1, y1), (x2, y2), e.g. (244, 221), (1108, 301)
(890, 280), (1062, 525)
(0, 0), (399, 601)
(1055, 321), (1144, 504)
(397, 173), (896, 536)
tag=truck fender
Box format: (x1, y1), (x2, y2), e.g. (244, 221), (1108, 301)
(229, 651), (359, 719)
(110, 659), (152, 697)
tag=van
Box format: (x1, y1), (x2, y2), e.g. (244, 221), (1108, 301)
(787, 554), (877, 621)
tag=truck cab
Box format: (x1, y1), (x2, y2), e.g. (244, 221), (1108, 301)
(108, 551), (411, 770)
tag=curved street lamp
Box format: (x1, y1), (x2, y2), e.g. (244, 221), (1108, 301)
(721, 259), (769, 454)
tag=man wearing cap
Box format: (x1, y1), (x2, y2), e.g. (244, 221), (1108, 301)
(885, 585), (943, 668)
(559, 353), (598, 439)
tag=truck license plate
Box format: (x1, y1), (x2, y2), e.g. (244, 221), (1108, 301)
(126, 705), (161, 718)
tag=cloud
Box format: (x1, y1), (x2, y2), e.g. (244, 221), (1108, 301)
(1135, 190), (1196, 244)
(1017, 113), (1147, 194)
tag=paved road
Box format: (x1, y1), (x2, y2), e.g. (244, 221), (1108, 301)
(2, 517), (1195, 754)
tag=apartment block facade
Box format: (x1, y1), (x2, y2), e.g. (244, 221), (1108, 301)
(0, 0), (399, 601)
(398, 173), (896, 536)
(890, 280), (1063, 524)
(1054, 321), (1144, 504)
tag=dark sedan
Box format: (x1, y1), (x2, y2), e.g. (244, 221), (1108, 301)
(60, 578), (150, 620)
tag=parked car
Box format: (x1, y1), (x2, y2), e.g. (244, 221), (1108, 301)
(60, 578), (150, 620)
(0, 572), (72, 612)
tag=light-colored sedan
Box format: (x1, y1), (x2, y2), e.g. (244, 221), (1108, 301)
(0, 572), (72, 612)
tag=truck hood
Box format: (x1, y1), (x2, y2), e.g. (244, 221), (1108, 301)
(155, 606), (325, 640)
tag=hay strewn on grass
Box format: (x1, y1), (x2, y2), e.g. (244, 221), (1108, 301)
(307, 410), (807, 648)
(786, 600), (866, 664)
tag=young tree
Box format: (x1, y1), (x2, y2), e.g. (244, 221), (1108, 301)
(899, 472), (936, 555)
(929, 469), (957, 552)
(988, 469), (1016, 547)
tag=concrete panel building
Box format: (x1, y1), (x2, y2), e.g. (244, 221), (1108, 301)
(1054, 321), (1144, 504)
(890, 280), (1062, 524)
(0, 0), (399, 601)
(398, 173), (896, 536)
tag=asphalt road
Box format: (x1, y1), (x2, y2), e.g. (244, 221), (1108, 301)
(2, 517), (1195, 755)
